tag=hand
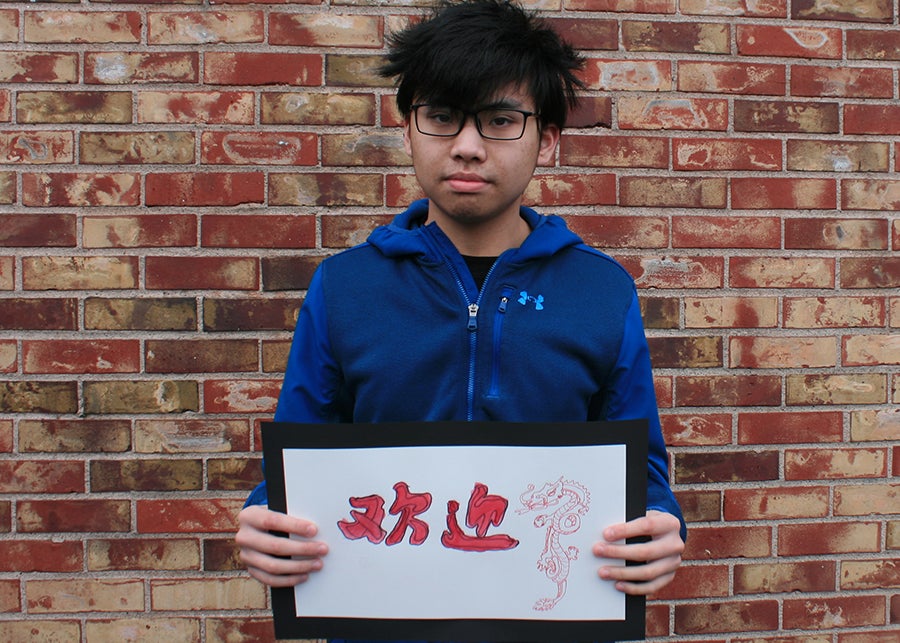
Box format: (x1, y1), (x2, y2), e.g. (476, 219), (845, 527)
(592, 509), (684, 595)
(236, 504), (329, 588)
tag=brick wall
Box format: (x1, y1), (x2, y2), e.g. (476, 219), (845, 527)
(1, 0), (897, 641)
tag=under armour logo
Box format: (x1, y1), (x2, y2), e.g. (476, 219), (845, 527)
(517, 291), (544, 310)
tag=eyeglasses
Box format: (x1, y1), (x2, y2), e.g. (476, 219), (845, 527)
(410, 104), (539, 141)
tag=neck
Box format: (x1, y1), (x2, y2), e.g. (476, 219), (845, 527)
(427, 204), (531, 257)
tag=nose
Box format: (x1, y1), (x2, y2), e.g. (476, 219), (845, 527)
(450, 115), (487, 161)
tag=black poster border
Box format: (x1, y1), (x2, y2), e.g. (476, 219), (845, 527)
(262, 420), (649, 642)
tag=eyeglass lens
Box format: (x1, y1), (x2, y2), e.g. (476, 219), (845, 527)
(415, 106), (530, 140)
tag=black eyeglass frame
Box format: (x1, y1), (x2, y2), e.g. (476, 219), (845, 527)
(409, 104), (541, 141)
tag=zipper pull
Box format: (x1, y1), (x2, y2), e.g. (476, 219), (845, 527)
(467, 303), (479, 330)
(498, 295), (509, 313)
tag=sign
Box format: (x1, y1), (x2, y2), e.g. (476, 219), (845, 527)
(262, 421), (648, 642)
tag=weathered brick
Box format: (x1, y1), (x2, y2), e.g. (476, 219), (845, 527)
(546, 17), (617, 51)
(685, 297), (777, 328)
(738, 411), (843, 444)
(146, 171), (264, 207)
(0, 9), (17, 41)
(269, 12), (382, 47)
(526, 174), (617, 207)
(0, 460), (83, 493)
(851, 408), (900, 442)
(148, 10), (263, 44)
(564, 96), (613, 129)
(23, 256), (138, 290)
(26, 578), (143, 613)
(725, 486), (829, 520)
(622, 177), (727, 208)
(17, 499), (131, 533)
(145, 339), (258, 373)
(203, 538), (243, 571)
(835, 483), (899, 516)
(676, 490), (721, 523)
(322, 132), (409, 167)
(841, 559), (900, 590)
(23, 339), (140, 374)
(261, 91), (375, 125)
(25, 9), (140, 42)
(673, 216), (779, 248)
(0, 213), (76, 247)
(783, 595), (885, 630)
(137, 499), (243, 534)
(784, 296), (885, 328)
(584, 59), (672, 91)
(735, 100), (838, 134)
(737, 24), (841, 58)
(322, 214), (393, 249)
(568, 0), (676, 11)
(0, 381), (77, 413)
(0, 298), (77, 330)
(639, 296), (680, 329)
(674, 138), (780, 170)
(845, 104), (900, 135)
(661, 413), (732, 446)
(730, 336), (836, 369)
(0, 131), (74, 164)
(83, 380), (199, 414)
(85, 297), (197, 331)
(0, 256), (11, 291)
(23, 172), (139, 207)
(261, 256), (323, 291)
(0, 341), (14, 374)
(85, 52), (198, 84)
(80, 131), (195, 164)
(134, 418), (250, 454)
(0, 52), (78, 83)
(648, 336), (720, 368)
(203, 298), (300, 332)
(730, 256), (835, 288)
(0, 540), (82, 573)
(207, 457), (261, 492)
(678, 61), (785, 94)
(786, 373), (886, 406)
(618, 96), (728, 131)
(848, 29), (900, 60)
(203, 379), (281, 414)
(145, 256), (258, 290)
(560, 134), (669, 168)
(675, 600), (779, 634)
(201, 214), (315, 250)
(680, 0), (787, 16)
(842, 178), (900, 211)
(0, 621), (81, 641)
(262, 339), (291, 373)
(205, 52), (323, 86)
(17, 91), (132, 124)
(201, 131), (316, 166)
(619, 255), (723, 289)
(204, 618), (279, 643)
(623, 20), (728, 53)
(85, 618), (200, 642)
(676, 375), (781, 407)
(786, 447), (887, 480)
(269, 172), (382, 207)
(565, 214), (666, 248)
(786, 139), (889, 172)
(19, 419), (130, 453)
(150, 577), (266, 611)
(793, 0), (893, 22)
(735, 561), (835, 594)
(138, 91), (254, 125)
(91, 459), (203, 492)
(840, 257), (900, 288)
(88, 538), (200, 571)
(674, 450), (779, 484)
(84, 214), (197, 249)
(791, 65), (892, 98)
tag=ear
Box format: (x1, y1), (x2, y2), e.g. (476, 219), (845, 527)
(536, 123), (560, 165)
(403, 118), (413, 157)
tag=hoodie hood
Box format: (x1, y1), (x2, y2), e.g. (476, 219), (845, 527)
(367, 198), (584, 264)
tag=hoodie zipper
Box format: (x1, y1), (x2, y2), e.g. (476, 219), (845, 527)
(487, 286), (514, 398)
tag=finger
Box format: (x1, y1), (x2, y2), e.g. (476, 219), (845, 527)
(239, 505), (319, 538)
(593, 536), (680, 563)
(239, 546), (325, 579)
(598, 555), (681, 595)
(246, 564), (316, 588)
(603, 511), (680, 542)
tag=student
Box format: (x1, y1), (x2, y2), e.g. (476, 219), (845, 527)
(236, 0), (685, 615)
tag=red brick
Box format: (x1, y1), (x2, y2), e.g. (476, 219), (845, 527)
(145, 339), (258, 373)
(203, 537), (243, 571)
(0, 298), (77, 330)
(725, 486), (829, 520)
(322, 214), (393, 249)
(322, 132), (408, 167)
(17, 91), (132, 124)
(618, 96), (728, 131)
(680, 0), (787, 16)
(19, 419), (131, 453)
(270, 172), (383, 207)
(674, 450), (779, 484)
(848, 29), (900, 60)
(565, 215), (667, 249)
(621, 177), (726, 208)
(841, 257), (900, 288)
(675, 600), (779, 634)
(678, 61), (785, 94)
(738, 411), (844, 444)
(146, 171), (263, 207)
(0, 213), (76, 247)
(203, 298), (301, 332)
(840, 559), (900, 590)
(648, 335), (721, 368)
(784, 296), (885, 328)
(0, 460), (83, 494)
(326, 54), (394, 88)
(204, 618), (278, 643)
(269, 13), (382, 47)
(23, 339), (140, 374)
(684, 296), (778, 328)
(203, 379), (281, 414)
(83, 214), (197, 248)
(673, 216), (780, 248)
(0, 9), (17, 41)
(661, 413), (732, 446)
(730, 336), (836, 368)
(791, 65), (893, 98)
(24, 10), (141, 44)
(737, 24), (841, 58)
(525, 173), (616, 207)
(786, 217), (888, 251)
(85, 297), (197, 331)
(676, 489), (721, 523)
(0, 52), (78, 83)
(730, 256), (835, 288)
(844, 104), (900, 135)
(134, 418), (251, 454)
(735, 100), (839, 133)
(623, 20), (729, 53)
(138, 91), (254, 125)
(148, 10), (263, 44)
(652, 563), (730, 600)
(842, 178), (900, 211)
(735, 560), (835, 594)
(793, 0), (893, 22)
(22, 172), (140, 207)
(560, 134), (669, 168)
(618, 255), (723, 289)
(0, 540), (82, 573)
(201, 131), (316, 166)
(17, 499), (130, 533)
(835, 483), (899, 516)
(0, 130), (74, 164)
(785, 447), (887, 480)
(567, 0), (676, 13)
(80, 131), (195, 165)
(88, 537), (200, 571)
(783, 595), (885, 630)
(145, 256), (258, 291)
(85, 52), (199, 84)
(676, 375), (781, 407)
(23, 256), (138, 291)
(207, 457), (262, 492)
(136, 499), (243, 534)
(787, 139), (889, 172)
(261, 256), (323, 292)
(787, 373), (887, 406)
(545, 18), (617, 51)
(262, 91), (377, 126)
(584, 59), (672, 91)
(674, 138), (780, 170)
(204, 52), (323, 86)
(201, 215), (316, 249)
(92, 459), (203, 492)
(732, 177), (835, 210)
(0, 341), (14, 374)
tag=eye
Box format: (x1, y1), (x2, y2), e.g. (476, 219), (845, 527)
(424, 107), (455, 124)
(486, 110), (522, 128)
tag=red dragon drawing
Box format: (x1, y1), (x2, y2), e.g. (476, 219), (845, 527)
(518, 477), (591, 611)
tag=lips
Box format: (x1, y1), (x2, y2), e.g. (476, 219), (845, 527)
(445, 172), (490, 193)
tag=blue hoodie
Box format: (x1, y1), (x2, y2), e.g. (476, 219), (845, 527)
(247, 200), (684, 542)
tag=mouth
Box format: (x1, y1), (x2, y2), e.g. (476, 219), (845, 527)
(445, 173), (490, 193)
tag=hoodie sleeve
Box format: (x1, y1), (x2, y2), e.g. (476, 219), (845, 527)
(244, 265), (344, 507)
(602, 291), (687, 542)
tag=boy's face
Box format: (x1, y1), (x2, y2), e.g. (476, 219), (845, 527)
(403, 86), (559, 237)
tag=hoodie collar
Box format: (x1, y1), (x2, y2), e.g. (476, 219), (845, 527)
(367, 199), (582, 264)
